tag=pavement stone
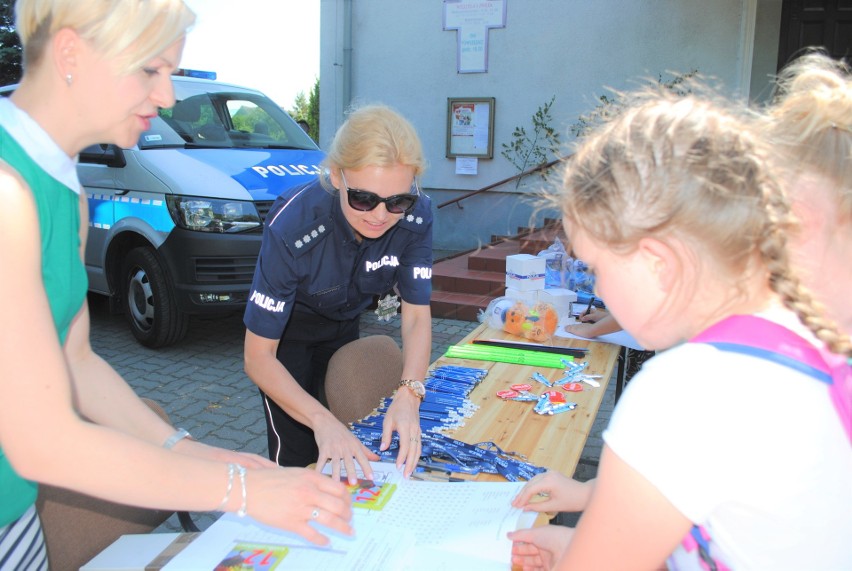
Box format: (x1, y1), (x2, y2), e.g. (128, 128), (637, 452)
(87, 294), (616, 532)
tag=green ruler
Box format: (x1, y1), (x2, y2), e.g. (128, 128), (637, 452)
(443, 344), (571, 368)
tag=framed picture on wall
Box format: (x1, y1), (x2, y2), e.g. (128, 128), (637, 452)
(446, 97), (495, 158)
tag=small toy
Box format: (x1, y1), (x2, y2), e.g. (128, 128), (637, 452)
(496, 300), (560, 343)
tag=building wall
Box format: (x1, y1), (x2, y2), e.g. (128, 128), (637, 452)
(751, 0), (784, 102)
(321, 0), (782, 253)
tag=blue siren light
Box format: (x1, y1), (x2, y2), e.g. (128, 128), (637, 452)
(173, 68), (217, 80)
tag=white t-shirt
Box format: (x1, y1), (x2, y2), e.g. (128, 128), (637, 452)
(604, 311), (851, 570)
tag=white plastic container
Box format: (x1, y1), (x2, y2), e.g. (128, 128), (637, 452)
(505, 254), (546, 291)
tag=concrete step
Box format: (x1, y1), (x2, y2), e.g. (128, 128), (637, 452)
(519, 224), (567, 255)
(431, 254), (506, 297)
(466, 240), (521, 273)
(429, 223), (567, 322)
(430, 290), (492, 322)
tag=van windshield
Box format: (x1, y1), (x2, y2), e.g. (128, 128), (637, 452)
(139, 91), (318, 151)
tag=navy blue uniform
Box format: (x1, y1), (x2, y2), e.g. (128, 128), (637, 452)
(244, 179), (432, 466)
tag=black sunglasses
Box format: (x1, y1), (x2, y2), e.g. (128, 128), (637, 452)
(340, 170), (419, 215)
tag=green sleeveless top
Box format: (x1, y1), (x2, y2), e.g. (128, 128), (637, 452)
(0, 126), (88, 527)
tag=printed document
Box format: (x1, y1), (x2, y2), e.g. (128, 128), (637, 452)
(162, 462), (535, 570)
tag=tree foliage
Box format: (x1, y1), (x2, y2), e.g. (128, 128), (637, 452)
(500, 95), (561, 189)
(290, 91), (309, 122)
(306, 77), (319, 142)
(0, 0), (22, 86)
(232, 105), (285, 139)
(288, 77), (319, 142)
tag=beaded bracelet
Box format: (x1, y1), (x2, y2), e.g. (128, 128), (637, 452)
(162, 428), (191, 449)
(236, 465), (247, 517)
(216, 463), (236, 511)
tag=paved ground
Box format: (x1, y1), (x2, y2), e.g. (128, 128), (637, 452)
(87, 294), (615, 532)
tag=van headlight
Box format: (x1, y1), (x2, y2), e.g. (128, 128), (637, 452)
(166, 196), (261, 233)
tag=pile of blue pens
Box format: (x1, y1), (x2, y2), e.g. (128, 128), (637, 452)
(352, 364), (486, 436)
(349, 365), (547, 480)
(418, 364), (486, 432)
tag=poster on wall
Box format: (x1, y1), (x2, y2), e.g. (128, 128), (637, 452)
(442, 0), (507, 73)
(446, 97), (495, 158)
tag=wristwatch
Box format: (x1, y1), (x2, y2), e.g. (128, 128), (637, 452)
(398, 379), (426, 401)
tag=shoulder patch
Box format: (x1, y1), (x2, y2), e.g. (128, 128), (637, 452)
(396, 192), (432, 234)
(284, 215), (334, 256)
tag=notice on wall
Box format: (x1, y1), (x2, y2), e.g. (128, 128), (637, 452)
(447, 98), (495, 158)
(455, 157), (478, 175)
(443, 0), (507, 73)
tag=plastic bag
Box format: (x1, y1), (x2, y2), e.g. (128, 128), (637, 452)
(479, 296), (515, 329)
(479, 297), (559, 343)
(537, 237), (572, 289)
(571, 258), (596, 294)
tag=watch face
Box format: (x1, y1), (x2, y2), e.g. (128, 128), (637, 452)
(401, 380), (425, 398)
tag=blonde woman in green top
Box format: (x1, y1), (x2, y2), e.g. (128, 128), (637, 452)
(0, 1), (351, 566)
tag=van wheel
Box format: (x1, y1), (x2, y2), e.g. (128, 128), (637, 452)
(121, 247), (189, 348)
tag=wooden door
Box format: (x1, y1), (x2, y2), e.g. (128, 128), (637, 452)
(777, 0), (852, 68)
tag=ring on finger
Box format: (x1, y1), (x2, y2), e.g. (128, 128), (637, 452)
(311, 508), (320, 519)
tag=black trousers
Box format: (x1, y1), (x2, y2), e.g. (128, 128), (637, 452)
(260, 310), (360, 467)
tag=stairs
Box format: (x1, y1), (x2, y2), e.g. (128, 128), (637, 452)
(430, 221), (566, 321)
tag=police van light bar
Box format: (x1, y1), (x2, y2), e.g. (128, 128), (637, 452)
(173, 68), (217, 80)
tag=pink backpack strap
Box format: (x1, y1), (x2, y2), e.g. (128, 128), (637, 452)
(692, 315), (851, 444)
(830, 362), (852, 444)
(821, 350), (852, 444)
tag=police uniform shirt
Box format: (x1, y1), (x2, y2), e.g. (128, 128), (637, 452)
(244, 179), (433, 340)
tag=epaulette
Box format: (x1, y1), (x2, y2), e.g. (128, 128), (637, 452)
(396, 192), (432, 234)
(284, 214), (335, 256)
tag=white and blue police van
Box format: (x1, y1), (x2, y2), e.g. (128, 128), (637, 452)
(85, 72), (324, 347)
(5, 71), (324, 347)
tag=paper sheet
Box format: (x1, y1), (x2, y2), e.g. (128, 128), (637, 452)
(555, 316), (645, 351)
(163, 463), (534, 570)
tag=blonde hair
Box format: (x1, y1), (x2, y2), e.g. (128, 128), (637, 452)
(15, 0), (195, 73)
(561, 89), (850, 355)
(323, 104), (426, 187)
(767, 50), (852, 220)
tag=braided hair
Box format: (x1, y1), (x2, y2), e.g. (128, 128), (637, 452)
(559, 87), (850, 355)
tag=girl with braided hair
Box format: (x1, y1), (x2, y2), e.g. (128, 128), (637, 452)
(766, 50), (852, 343)
(508, 88), (851, 570)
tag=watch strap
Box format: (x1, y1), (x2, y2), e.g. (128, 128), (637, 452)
(399, 379), (425, 400)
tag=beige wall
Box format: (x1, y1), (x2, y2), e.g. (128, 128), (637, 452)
(321, 0), (783, 251)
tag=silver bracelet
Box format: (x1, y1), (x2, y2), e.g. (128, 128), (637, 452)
(236, 465), (247, 517)
(162, 428), (191, 449)
(215, 463), (236, 512)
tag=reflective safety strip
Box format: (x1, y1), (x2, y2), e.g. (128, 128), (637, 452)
(87, 193), (174, 232)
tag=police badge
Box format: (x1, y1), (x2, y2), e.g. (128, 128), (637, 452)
(375, 293), (401, 322)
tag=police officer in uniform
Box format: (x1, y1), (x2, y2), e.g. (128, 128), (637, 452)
(244, 105), (432, 484)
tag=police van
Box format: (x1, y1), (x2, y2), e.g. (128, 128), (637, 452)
(78, 73), (323, 347)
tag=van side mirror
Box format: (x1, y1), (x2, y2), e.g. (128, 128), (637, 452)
(80, 144), (127, 168)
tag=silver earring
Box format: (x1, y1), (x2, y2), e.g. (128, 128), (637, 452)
(65, 73), (72, 86)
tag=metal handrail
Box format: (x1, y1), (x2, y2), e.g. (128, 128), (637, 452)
(436, 157), (564, 209)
